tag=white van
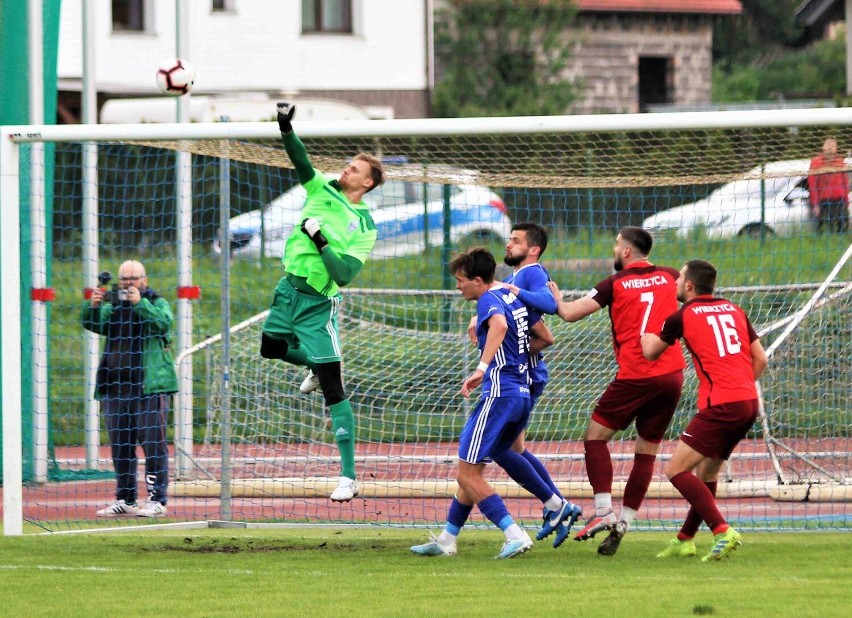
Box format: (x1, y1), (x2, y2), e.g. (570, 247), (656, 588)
(99, 94), (391, 124)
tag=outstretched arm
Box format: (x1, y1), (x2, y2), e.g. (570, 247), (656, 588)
(281, 133), (315, 186)
(277, 102), (315, 185)
(516, 286), (558, 315)
(498, 268), (557, 315)
(547, 281), (600, 322)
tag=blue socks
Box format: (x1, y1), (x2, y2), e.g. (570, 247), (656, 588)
(493, 449), (559, 504)
(478, 493), (513, 530)
(522, 450), (561, 498)
(446, 497), (473, 536)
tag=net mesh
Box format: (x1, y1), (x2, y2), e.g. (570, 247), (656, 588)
(19, 119), (852, 531)
(132, 128), (852, 189)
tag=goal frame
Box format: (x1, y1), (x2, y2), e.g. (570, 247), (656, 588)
(3, 107), (852, 536)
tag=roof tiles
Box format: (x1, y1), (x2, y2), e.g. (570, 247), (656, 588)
(576, 0), (742, 13)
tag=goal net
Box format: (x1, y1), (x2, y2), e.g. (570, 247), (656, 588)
(2, 109), (850, 533)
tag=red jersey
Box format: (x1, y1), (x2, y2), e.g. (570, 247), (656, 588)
(590, 261), (685, 380)
(658, 296), (759, 408)
(808, 154), (849, 205)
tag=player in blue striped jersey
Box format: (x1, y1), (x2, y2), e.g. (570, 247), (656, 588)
(411, 247), (540, 558)
(486, 223), (581, 546)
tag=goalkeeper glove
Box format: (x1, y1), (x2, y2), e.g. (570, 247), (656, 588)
(277, 102), (296, 135)
(300, 218), (329, 251)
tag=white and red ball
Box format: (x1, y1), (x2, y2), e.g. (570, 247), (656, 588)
(156, 58), (195, 96)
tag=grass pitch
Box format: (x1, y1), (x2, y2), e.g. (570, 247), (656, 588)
(0, 528), (848, 617)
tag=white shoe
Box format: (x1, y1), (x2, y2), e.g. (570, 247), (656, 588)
(299, 370), (321, 394)
(330, 477), (359, 502)
(137, 501), (168, 518)
(496, 531), (534, 559)
(410, 533), (457, 556)
(96, 500), (138, 517)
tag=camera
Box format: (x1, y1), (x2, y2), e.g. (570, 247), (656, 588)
(96, 270), (129, 304)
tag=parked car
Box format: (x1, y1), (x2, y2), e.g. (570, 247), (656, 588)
(641, 159), (850, 239)
(212, 169), (510, 259)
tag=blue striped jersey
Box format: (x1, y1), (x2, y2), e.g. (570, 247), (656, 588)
(475, 285), (539, 398)
(504, 263), (554, 385)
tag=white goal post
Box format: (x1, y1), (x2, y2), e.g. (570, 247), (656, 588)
(3, 107), (852, 536)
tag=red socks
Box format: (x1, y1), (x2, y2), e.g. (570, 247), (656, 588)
(670, 471), (727, 534)
(623, 453), (656, 511)
(678, 480), (717, 540)
(583, 440), (613, 494)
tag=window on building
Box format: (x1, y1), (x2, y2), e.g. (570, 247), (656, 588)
(212, 0), (234, 12)
(302, 0), (352, 34)
(638, 56), (672, 112)
(112, 0), (146, 32)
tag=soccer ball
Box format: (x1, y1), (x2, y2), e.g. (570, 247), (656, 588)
(156, 58), (195, 96)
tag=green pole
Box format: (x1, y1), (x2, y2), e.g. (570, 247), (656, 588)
(0, 0), (30, 482)
(42, 0), (61, 481)
(0, 0), (62, 482)
(0, 3), (30, 124)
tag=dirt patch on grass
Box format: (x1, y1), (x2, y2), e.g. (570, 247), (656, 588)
(154, 537), (391, 554)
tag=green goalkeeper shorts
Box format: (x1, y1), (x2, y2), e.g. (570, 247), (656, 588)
(262, 277), (342, 363)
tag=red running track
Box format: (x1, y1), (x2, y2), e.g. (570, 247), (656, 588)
(2, 439), (848, 531)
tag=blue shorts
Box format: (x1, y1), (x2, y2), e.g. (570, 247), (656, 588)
(529, 381), (545, 412)
(458, 396), (531, 464)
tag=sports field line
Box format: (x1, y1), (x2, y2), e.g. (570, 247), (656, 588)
(0, 564), (255, 575)
(0, 563), (831, 587)
(0, 563), (598, 580)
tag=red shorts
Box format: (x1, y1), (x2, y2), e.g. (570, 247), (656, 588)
(681, 399), (759, 460)
(591, 370), (683, 443)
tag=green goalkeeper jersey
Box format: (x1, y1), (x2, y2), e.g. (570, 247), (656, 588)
(283, 170), (377, 296)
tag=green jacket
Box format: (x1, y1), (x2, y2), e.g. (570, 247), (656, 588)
(81, 294), (179, 397)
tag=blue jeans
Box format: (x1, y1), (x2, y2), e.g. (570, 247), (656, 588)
(101, 392), (170, 504)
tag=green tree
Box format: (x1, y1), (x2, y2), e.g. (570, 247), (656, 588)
(714, 30), (846, 101)
(712, 0), (848, 102)
(432, 0), (578, 117)
(713, 0), (806, 68)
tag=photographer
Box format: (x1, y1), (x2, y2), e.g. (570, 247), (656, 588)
(82, 260), (178, 518)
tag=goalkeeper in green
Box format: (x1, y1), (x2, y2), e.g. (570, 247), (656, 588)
(260, 102), (384, 502)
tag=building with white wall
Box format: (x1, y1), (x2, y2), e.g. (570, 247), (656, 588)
(55, 0), (743, 122)
(57, 0), (434, 122)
